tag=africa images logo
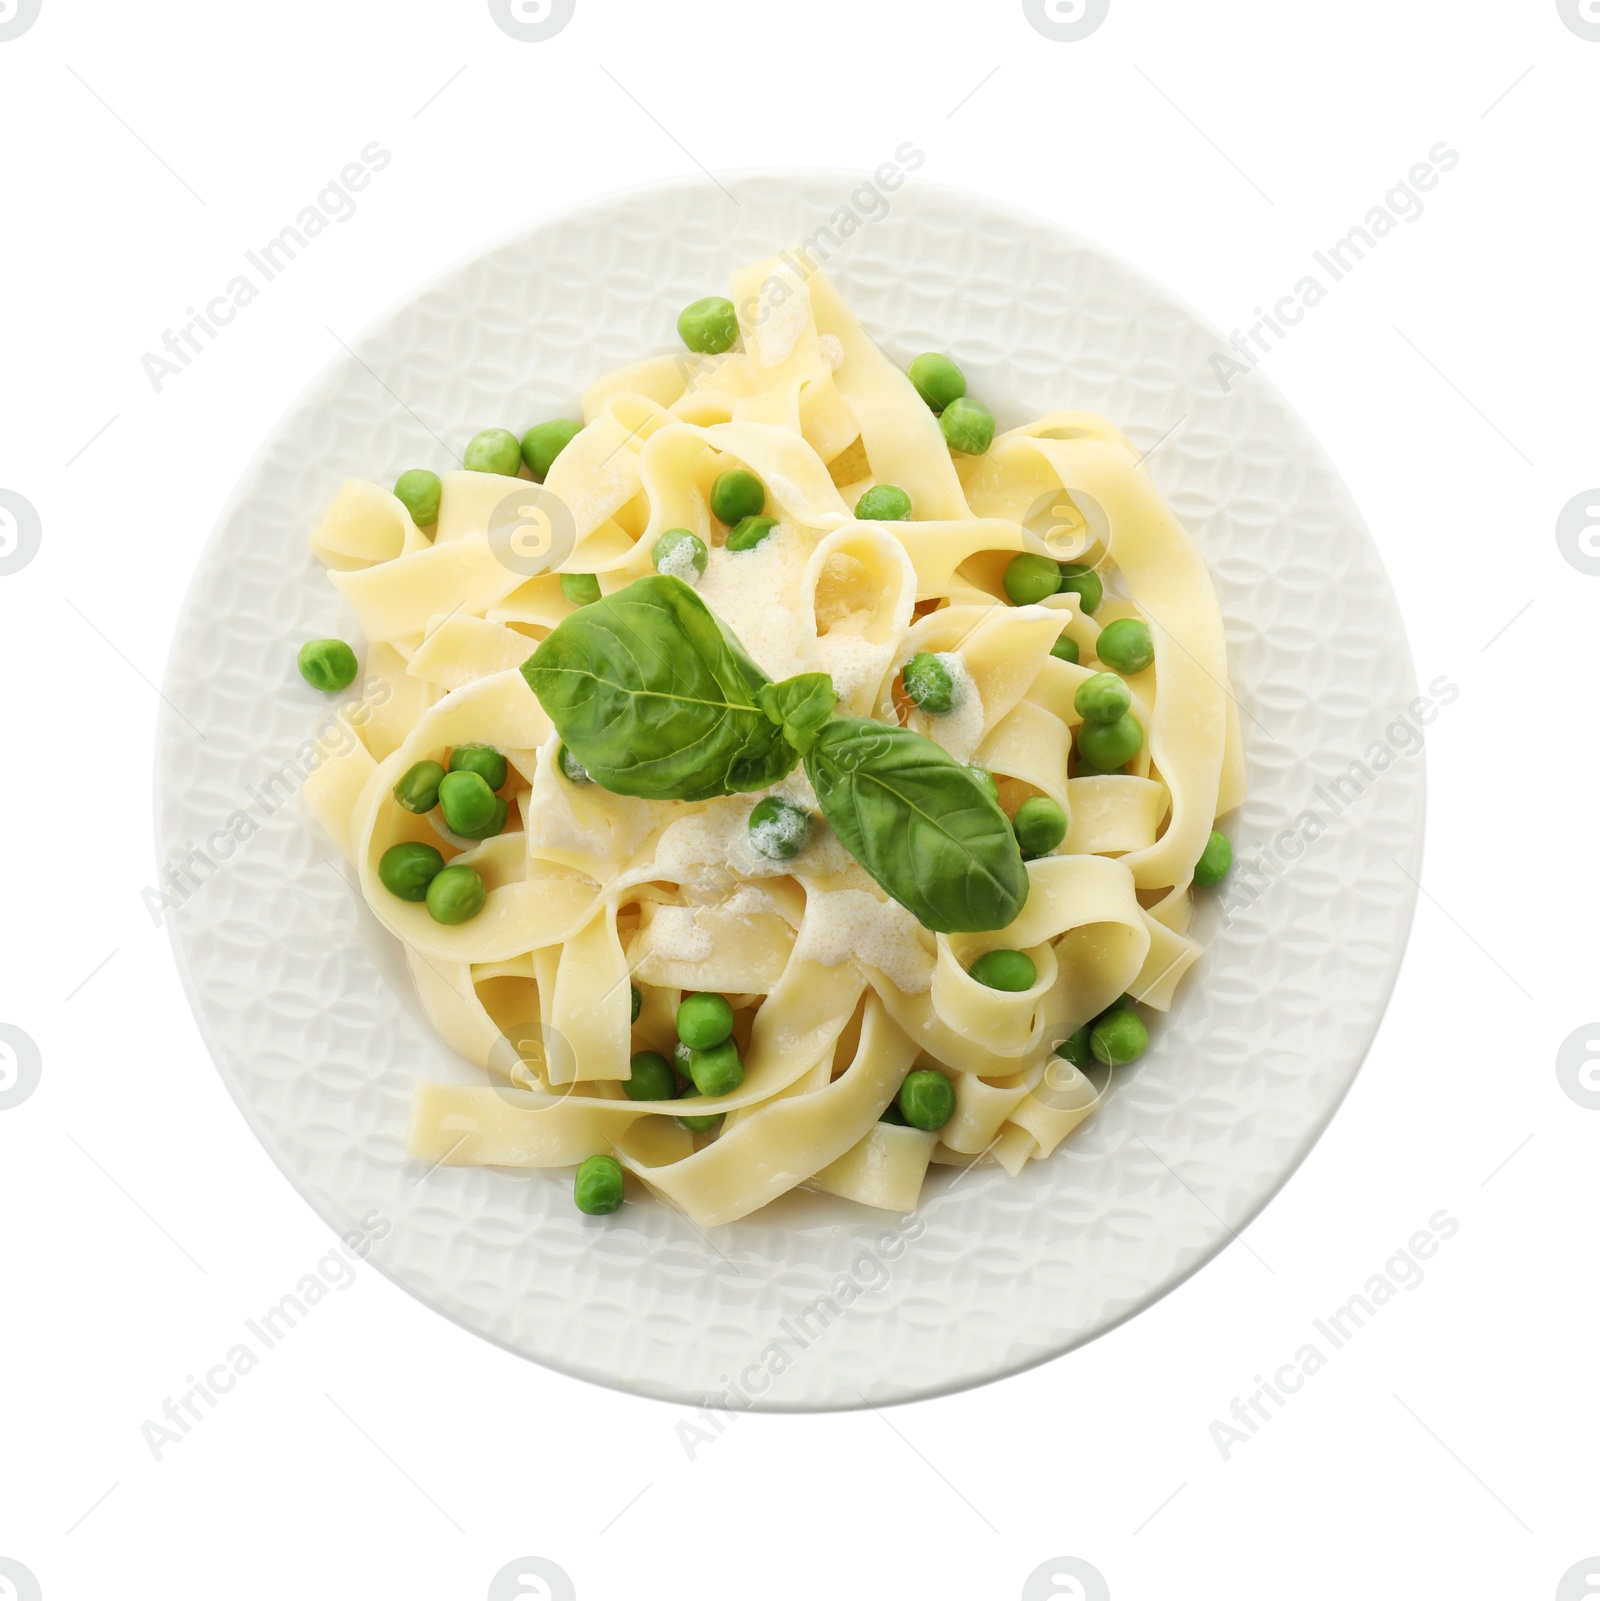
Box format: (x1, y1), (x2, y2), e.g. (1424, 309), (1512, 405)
(1022, 0), (1109, 42)
(1556, 490), (1600, 576)
(0, 1024), (42, 1111)
(0, 1559), (41, 1601)
(488, 485), (577, 577)
(1557, 0), (1600, 42)
(0, 0), (41, 42)
(487, 1557), (576, 1600)
(0, 491), (42, 576)
(1022, 1556), (1111, 1600)
(1555, 1023), (1600, 1110)
(1557, 1557), (1600, 1599)
(488, 0), (575, 42)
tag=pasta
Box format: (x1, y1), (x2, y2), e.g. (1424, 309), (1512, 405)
(300, 255), (1244, 1227)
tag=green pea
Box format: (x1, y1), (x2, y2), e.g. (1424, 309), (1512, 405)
(449, 744), (507, 791)
(969, 949), (1037, 992)
(675, 1085), (723, 1134)
(425, 863), (486, 924)
(898, 1068), (956, 1131)
(561, 572), (601, 607)
(393, 759), (445, 814)
(710, 469), (765, 525)
(1096, 617), (1154, 675)
(434, 771), (495, 837)
(1051, 632), (1081, 665)
(854, 484), (913, 521)
(1075, 672), (1132, 725)
(748, 796), (813, 860)
(1077, 714), (1143, 771)
(573, 1153), (624, 1214)
(726, 515), (778, 552)
(378, 841), (445, 902)
(1194, 828), (1233, 888)
(1013, 796), (1067, 860)
(908, 353), (966, 413)
(1003, 553), (1062, 606)
(940, 397), (995, 455)
(902, 652), (959, 713)
(438, 770), (499, 836)
(630, 984), (642, 1024)
(520, 419), (582, 482)
(1090, 1007), (1148, 1067)
(463, 427), (521, 475)
(969, 765), (1000, 803)
(393, 468), (442, 527)
(453, 795), (508, 841)
(677, 296), (740, 355)
(672, 1039), (693, 1077)
(880, 1099), (909, 1125)
(557, 744), (592, 785)
(1054, 1024), (1092, 1069)
(687, 1038), (744, 1097)
(297, 638), (358, 693)
(623, 1049), (676, 1102)
(652, 527), (709, 578)
(1057, 562), (1103, 615)
(677, 991), (734, 1050)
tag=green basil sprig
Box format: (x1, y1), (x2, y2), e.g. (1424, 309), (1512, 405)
(521, 574), (794, 801)
(803, 718), (1029, 933)
(755, 672), (835, 754)
(521, 575), (1029, 932)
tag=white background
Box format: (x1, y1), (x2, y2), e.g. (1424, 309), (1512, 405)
(2, 2), (1594, 1598)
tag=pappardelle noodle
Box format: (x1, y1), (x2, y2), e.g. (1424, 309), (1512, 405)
(299, 255), (1244, 1226)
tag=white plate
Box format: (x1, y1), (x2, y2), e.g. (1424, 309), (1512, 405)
(156, 173), (1423, 1409)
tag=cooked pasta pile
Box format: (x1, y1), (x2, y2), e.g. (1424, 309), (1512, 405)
(301, 255), (1245, 1226)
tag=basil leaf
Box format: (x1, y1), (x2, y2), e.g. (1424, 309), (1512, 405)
(804, 718), (1030, 933)
(521, 575), (797, 800)
(757, 673), (837, 755)
(522, 578), (1029, 931)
